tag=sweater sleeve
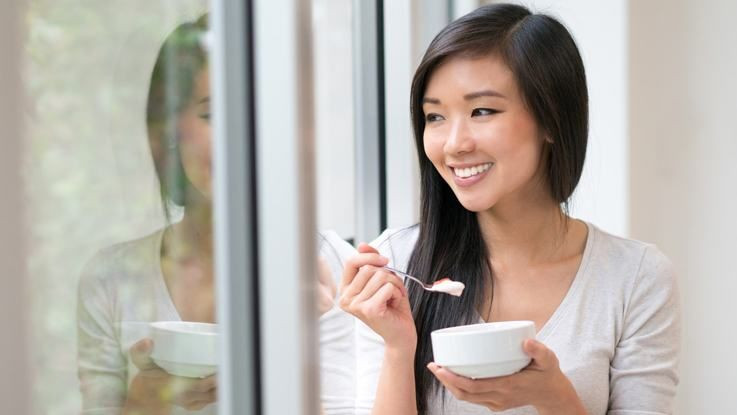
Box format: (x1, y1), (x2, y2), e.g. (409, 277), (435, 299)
(77, 256), (127, 414)
(607, 245), (681, 415)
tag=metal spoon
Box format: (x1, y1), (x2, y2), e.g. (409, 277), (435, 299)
(383, 265), (434, 290)
(383, 266), (465, 296)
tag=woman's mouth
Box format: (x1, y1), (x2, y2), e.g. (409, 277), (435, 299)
(450, 162), (493, 187)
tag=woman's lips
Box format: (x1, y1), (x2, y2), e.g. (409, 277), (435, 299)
(450, 163), (493, 188)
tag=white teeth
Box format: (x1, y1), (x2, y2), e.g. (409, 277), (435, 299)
(453, 163), (492, 178)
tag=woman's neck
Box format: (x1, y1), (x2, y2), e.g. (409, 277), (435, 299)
(164, 200), (213, 262)
(477, 197), (569, 271)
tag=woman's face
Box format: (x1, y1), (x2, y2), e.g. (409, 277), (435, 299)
(177, 67), (212, 201)
(422, 54), (548, 213)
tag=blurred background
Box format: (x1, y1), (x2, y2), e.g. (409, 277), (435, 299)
(1, 0), (735, 414)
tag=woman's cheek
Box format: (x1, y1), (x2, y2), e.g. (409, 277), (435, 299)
(423, 131), (444, 165)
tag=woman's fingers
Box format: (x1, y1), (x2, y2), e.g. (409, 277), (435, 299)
(339, 252), (388, 293)
(129, 339), (159, 372)
(428, 363), (506, 396)
(176, 387), (217, 410)
(190, 375), (217, 392)
(352, 269), (406, 304)
(428, 363), (473, 401)
(170, 376), (217, 409)
(428, 362), (524, 411)
(361, 282), (403, 317)
(341, 259), (394, 301)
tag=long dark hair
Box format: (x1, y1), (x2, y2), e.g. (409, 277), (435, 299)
(406, 4), (588, 412)
(146, 14), (209, 220)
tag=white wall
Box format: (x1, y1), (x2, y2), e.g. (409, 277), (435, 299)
(629, 1), (737, 413)
(386, 0), (631, 234)
(500, 0), (630, 236)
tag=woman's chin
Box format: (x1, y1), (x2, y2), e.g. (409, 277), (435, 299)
(456, 196), (496, 213)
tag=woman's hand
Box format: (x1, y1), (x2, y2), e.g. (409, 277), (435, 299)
(338, 243), (417, 352)
(428, 339), (586, 415)
(123, 338), (217, 414)
(317, 256), (337, 315)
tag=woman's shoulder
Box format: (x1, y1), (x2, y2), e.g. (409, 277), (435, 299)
(588, 222), (672, 265)
(371, 224), (419, 249)
(78, 229), (165, 293)
(585, 221), (677, 293)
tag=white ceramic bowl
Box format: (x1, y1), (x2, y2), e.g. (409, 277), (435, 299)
(149, 321), (218, 378)
(431, 320), (536, 379)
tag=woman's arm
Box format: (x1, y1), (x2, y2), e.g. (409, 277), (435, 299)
(78, 257), (216, 414)
(608, 246), (680, 414)
(77, 262), (128, 413)
(339, 243), (418, 415)
(372, 346), (418, 415)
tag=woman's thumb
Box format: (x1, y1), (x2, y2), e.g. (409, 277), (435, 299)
(129, 338), (158, 371)
(357, 243), (379, 254)
(523, 339), (556, 368)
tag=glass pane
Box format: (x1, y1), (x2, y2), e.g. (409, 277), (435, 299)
(25, 1), (220, 413)
(311, 1), (358, 414)
(313, 0), (356, 241)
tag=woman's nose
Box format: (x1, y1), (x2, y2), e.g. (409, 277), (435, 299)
(443, 119), (475, 155)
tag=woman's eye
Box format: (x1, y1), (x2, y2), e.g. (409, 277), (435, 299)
(199, 113), (211, 121)
(425, 113), (444, 123)
(471, 108), (498, 117)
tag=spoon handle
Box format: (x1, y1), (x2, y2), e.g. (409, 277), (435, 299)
(383, 266), (434, 290)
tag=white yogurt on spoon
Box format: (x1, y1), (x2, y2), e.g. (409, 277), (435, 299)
(383, 266), (465, 297)
(430, 278), (465, 296)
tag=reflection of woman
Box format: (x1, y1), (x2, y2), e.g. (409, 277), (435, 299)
(77, 14), (341, 414)
(77, 14), (219, 415)
(340, 4), (679, 415)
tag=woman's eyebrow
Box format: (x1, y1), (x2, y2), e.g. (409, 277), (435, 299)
(197, 96), (210, 104)
(463, 90), (506, 100)
(422, 96), (440, 105)
(422, 90), (506, 105)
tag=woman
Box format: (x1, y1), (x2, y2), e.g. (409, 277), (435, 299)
(339, 4), (680, 415)
(77, 14), (340, 414)
(76, 14), (219, 415)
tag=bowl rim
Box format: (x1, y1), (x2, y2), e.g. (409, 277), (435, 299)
(431, 320), (534, 337)
(150, 321), (218, 336)
(151, 356), (218, 368)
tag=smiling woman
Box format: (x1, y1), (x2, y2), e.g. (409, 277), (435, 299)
(422, 55), (549, 211)
(76, 14), (221, 415)
(338, 3), (680, 415)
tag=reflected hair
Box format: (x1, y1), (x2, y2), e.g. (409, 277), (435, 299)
(406, 4), (588, 412)
(146, 14), (209, 221)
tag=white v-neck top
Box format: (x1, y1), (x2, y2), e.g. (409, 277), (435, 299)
(363, 222), (680, 415)
(77, 228), (360, 415)
(77, 229), (217, 415)
(77, 223), (680, 415)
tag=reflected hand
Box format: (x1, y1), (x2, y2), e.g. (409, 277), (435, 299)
(317, 255), (337, 315)
(123, 338), (217, 414)
(427, 339), (585, 414)
(338, 243), (416, 352)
